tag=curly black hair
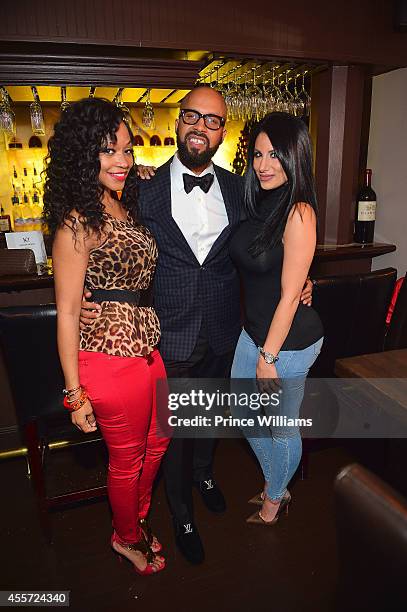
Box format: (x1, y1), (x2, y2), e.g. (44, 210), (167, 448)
(42, 97), (138, 237)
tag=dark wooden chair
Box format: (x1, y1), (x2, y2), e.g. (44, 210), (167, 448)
(334, 463), (407, 611)
(0, 304), (106, 541)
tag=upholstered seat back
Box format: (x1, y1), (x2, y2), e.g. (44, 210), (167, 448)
(335, 463), (407, 611)
(311, 267), (397, 376)
(0, 304), (64, 425)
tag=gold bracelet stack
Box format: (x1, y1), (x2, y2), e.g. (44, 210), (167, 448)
(63, 385), (88, 412)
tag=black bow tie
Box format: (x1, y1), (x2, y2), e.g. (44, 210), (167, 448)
(183, 173), (214, 194)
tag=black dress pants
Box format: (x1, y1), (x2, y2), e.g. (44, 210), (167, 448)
(162, 325), (234, 522)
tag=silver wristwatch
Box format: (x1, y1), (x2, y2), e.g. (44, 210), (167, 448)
(258, 347), (279, 365)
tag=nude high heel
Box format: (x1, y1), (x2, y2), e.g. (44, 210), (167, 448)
(246, 491), (291, 525)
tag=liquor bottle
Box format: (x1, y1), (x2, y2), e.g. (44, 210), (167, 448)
(12, 198), (24, 231)
(11, 185), (19, 206)
(13, 165), (17, 179)
(0, 205), (11, 233)
(354, 169), (377, 244)
(32, 182), (40, 204)
(23, 167), (28, 177)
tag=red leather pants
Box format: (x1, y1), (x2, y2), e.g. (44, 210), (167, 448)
(79, 349), (170, 544)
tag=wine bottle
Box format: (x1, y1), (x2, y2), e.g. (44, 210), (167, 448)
(354, 169), (376, 244)
(0, 205), (11, 233)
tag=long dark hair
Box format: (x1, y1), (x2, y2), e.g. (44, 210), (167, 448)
(244, 112), (318, 256)
(42, 97), (138, 237)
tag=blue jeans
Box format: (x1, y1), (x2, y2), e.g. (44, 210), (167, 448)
(230, 328), (323, 501)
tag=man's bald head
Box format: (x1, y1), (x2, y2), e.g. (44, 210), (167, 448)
(181, 85), (227, 119)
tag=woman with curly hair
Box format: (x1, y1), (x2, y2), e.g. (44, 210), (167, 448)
(43, 98), (169, 575)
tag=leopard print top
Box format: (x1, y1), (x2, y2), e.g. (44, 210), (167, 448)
(79, 213), (160, 357)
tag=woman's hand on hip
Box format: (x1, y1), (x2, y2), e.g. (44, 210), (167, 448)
(71, 399), (98, 433)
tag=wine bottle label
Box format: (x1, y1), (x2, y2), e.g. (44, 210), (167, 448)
(0, 218), (11, 232)
(357, 201), (376, 221)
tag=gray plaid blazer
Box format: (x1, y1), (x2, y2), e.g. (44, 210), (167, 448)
(138, 158), (244, 361)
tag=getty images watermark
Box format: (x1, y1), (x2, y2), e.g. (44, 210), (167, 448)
(154, 380), (314, 438)
(156, 377), (407, 439)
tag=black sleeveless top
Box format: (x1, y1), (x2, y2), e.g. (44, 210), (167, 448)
(229, 186), (323, 350)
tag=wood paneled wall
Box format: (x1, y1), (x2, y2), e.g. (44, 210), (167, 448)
(2, 0), (407, 69)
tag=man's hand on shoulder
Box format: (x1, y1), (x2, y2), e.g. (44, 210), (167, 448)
(136, 165), (157, 180)
(80, 289), (101, 329)
(300, 277), (313, 307)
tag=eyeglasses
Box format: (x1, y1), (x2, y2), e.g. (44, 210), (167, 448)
(179, 109), (225, 131)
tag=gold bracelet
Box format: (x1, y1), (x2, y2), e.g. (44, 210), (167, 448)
(63, 390), (89, 412)
(63, 384), (82, 397)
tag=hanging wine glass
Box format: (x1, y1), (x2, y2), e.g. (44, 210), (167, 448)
(291, 73), (304, 117)
(266, 65), (282, 114)
(257, 66), (271, 120)
(164, 122), (175, 146)
(60, 86), (70, 112)
(299, 71), (312, 117)
(240, 70), (252, 120)
(247, 66), (263, 121)
(279, 71), (294, 114)
(142, 89), (155, 129)
(0, 87), (16, 136)
(224, 66), (241, 121)
(30, 87), (45, 135)
(114, 87), (133, 130)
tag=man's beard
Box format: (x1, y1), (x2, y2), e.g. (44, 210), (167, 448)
(177, 131), (221, 170)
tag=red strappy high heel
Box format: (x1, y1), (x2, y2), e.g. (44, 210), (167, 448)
(139, 518), (163, 553)
(111, 532), (165, 576)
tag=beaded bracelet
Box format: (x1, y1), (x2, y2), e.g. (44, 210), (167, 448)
(63, 389), (89, 412)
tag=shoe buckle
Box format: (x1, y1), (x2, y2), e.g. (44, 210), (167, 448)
(183, 523), (193, 534)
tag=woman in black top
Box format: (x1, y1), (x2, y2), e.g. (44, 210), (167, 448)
(229, 112), (323, 525)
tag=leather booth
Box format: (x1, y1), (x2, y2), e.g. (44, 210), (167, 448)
(310, 267), (397, 377)
(300, 268), (397, 478)
(334, 463), (407, 611)
(0, 304), (106, 541)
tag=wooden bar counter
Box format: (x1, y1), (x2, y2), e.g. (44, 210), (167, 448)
(311, 242), (396, 276)
(0, 271), (55, 307)
(0, 241), (397, 307)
